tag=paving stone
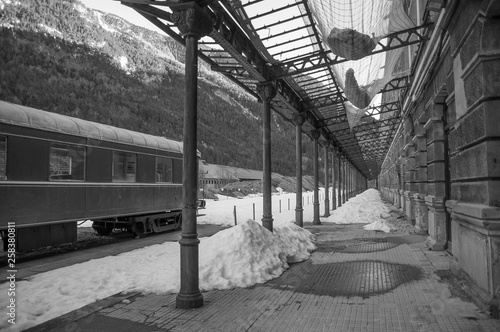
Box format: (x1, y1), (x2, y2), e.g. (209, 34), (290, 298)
(29, 220), (500, 332)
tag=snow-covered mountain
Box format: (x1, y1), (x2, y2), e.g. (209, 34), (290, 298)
(0, 0), (312, 176)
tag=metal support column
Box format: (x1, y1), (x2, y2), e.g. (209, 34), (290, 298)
(346, 163), (349, 199)
(322, 141), (330, 217)
(293, 114), (306, 227)
(355, 169), (358, 195)
(257, 83), (277, 232)
(311, 130), (321, 224)
(352, 168), (355, 196)
(348, 164), (352, 199)
(338, 153), (342, 208)
(351, 167), (354, 196)
(173, 3), (212, 310)
(342, 158), (346, 204)
(331, 150), (336, 210)
(348, 163), (351, 199)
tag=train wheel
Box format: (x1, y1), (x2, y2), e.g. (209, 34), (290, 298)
(132, 221), (147, 238)
(92, 222), (113, 236)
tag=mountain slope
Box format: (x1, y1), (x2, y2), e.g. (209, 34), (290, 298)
(0, 0), (316, 176)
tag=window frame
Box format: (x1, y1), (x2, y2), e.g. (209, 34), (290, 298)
(156, 156), (173, 183)
(49, 142), (86, 182)
(0, 135), (6, 181)
(112, 151), (137, 183)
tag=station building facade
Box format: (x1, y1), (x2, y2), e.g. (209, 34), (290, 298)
(378, 0), (500, 316)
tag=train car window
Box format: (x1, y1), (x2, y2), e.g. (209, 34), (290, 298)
(156, 157), (173, 183)
(0, 136), (6, 180)
(49, 143), (86, 181)
(113, 151), (137, 182)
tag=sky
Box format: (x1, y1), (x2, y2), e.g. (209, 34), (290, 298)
(0, 188), (391, 331)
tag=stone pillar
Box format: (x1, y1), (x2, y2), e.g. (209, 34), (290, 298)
(173, 3), (212, 309)
(322, 141), (330, 217)
(424, 104), (447, 250)
(413, 122), (428, 234)
(399, 134), (406, 212)
(403, 116), (416, 225)
(311, 130), (321, 224)
(331, 149), (337, 210)
(257, 83), (277, 232)
(444, 2), (500, 315)
(293, 114), (306, 227)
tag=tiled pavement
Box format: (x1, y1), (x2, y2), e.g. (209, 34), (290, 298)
(28, 224), (500, 332)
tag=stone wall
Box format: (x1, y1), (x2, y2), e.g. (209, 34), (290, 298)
(379, 0), (500, 317)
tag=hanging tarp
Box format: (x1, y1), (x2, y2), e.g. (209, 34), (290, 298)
(307, 0), (415, 128)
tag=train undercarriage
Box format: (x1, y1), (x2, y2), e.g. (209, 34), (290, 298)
(92, 211), (182, 238)
(1, 200), (206, 252)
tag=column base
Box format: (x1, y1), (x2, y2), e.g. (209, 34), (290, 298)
(413, 193), (428, 235)
(313, 202), (321, 225)
(295, 207), (303, 227)
(176, 292), (203, 309)
(446, 201), (500, 318)
(262, 215), (274, 232)
(425, 195), (447, 251)
(425, 236), (446, 251)
(399, 189), (405, 212)
(323, 200), (330, 217)
(404, 191), (416, 225)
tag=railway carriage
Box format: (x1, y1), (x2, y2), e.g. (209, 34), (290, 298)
(0, 100), (186, 251)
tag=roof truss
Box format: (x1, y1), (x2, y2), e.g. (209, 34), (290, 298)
(119, 0), (432, 178)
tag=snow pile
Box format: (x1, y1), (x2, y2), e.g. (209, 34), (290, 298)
(200, 220), (316, 290)
(274, 223), (317, 263)
(0, 220), (316, 331)
(324, 189), (392, 233)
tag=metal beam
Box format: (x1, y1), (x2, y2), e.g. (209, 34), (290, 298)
(273, 24), (432, 79)
(380, 76), (411, 93)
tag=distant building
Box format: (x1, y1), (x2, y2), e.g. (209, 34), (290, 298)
(198, 160), (263, 190)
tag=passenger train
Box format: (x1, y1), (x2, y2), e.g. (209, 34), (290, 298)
(0, 100), (190, 251)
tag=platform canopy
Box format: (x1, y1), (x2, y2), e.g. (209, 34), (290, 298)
(119, 0), (434, 179)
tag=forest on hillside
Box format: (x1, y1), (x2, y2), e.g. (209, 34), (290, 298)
(0, 0), (318, 177)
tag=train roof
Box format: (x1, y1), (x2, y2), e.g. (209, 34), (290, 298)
(0, 100), (184, 155)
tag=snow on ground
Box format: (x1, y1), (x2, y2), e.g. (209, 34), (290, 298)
(1, 188), (388, 331)
(324, 188), (392, 233)
(197, 190), (327, 227)
(1, 191), (322, 331)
